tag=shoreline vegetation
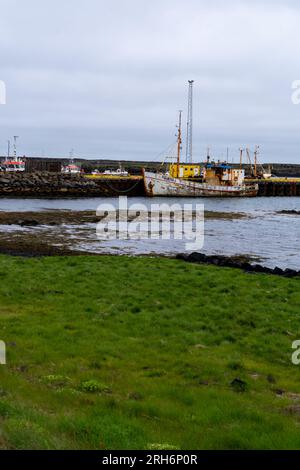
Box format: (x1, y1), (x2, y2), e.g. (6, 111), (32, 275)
(0, 254), (299, 449)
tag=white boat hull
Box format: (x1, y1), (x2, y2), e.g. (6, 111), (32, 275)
(143, 171), (259, 197)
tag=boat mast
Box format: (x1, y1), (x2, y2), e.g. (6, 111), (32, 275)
(254, 145), (259, 178)
(13, 136), (19, 162)
(239, 148), (243, 170)
(246, 148), (254, 177)
(176, 110), (182, 176)
(7, 140), (10, 162)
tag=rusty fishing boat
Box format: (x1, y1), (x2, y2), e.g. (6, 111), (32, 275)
(143, 80), (258, 198)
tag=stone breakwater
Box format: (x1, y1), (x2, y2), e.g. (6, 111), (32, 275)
(176, 252), (300, 278)
(0, 172), (299, 197)
(0, 173), (144, 197)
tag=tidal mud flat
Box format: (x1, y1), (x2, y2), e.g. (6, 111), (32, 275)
(0, 206), (298, 273)
(0, 209), (248, 226)
(0, 209), (248, 257)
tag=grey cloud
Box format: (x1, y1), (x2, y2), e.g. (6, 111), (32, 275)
(0, 0), (300, 163)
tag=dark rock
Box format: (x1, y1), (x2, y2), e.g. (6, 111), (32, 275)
(188, 252), (208, 263)
(214, 257), (228, 267)
(19, 219), (39, 227)
(178, 252), (297, 278)
(283, 269), (298, 278)
(230, 260), (243, 268)
(176, 253), (188, 261)
(267, 374), (276, 384)
(273, 267), (284, 275)
(242, 263), (254, 272)
(210, 257), (222, 266)
(0, 178), (11, 184)
(279, 210), (300, 215)
(230, 378), (247, 393)
(252, 264), (265, 273)
(263, 267), (274, 274)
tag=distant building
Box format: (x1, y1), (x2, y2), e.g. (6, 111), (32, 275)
(62, 163), (81, 175)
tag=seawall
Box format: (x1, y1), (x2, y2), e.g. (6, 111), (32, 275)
(0, 173), (144, 197)
(0, 173), (299, 197)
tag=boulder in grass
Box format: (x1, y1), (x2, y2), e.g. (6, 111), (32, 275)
(230, 378), (247, 393)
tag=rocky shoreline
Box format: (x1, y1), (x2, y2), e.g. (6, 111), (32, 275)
(0, 172), (144, 197)
(176, 252), (300, 278)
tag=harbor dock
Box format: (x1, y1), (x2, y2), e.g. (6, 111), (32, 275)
(0, 173), (299, 197)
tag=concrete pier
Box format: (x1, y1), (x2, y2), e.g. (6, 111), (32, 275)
(257, 180), (300, 197)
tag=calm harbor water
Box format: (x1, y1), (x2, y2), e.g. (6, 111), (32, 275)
(0, 196), (299, 270)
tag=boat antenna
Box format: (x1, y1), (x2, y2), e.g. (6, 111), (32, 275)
(246, 148), (254, 177)
(186, 80), (194, 163)
(206, 146), (211, 164)
(69, 148), (75, 164)
(176, 110), (182, 176)
(239, 148), (244, 170)
(13, 136), (19, 161)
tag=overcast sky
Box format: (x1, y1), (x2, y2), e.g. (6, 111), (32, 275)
(1, 0), (300, 163)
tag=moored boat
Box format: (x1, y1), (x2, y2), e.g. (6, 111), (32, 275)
(142, 109), (258, 198)
(143, 168), (259, 197)
(143, 81), (259, 198)
(1, 159), (25, 172)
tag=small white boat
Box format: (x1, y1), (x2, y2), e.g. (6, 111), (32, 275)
(1, 160), (25, 172)
(103, 165), (128, 177)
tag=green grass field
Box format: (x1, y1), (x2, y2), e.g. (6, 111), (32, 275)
(0, 254), (299, 449)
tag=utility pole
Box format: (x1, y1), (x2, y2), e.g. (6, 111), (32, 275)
(186, 80), (194, 163)
(13, 136), (19, 161)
